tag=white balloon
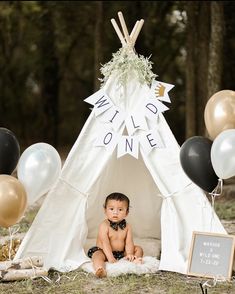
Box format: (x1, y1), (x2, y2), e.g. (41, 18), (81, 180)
(17, 143), (62, 206)
(211, 129), (235, 179)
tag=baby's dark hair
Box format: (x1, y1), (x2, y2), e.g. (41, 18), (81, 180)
(104, 192), (130, 212)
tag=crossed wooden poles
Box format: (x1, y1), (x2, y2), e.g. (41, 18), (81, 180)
(111, 11), (144, 48)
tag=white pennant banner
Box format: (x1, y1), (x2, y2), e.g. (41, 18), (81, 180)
(150, 80), (175, 103)
(117, 136), (139, 159)
(125, 113), (148, 135)
(84, 88), (104, 105)
(84, 88), (113, 116)
(145, 99), (169, 121)
(100, 106), (126, 131)
(86, 80), (173, 159)
(95, 129), (120, 153)
(139, 129), (164, 155)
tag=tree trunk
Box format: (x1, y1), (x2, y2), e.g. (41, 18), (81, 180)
(185, 2), (210, 137)
(94, 1), (103, 91)
(207, 2), (224, 98)
(0, 268), (48, 281)
(0, 2), (26, 140)
(0, 256), (43, 270)
(185, 2), (197, 138)
(196, 3), (210, 136)
(39, 4), (60, 147)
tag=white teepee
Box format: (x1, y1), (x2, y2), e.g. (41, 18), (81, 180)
(15, 12), (226, 274)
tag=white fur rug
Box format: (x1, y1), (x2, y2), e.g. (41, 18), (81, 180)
(81, 256), (160, 277)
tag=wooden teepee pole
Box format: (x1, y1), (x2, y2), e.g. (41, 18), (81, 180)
(111, 12), (144, 49)
(131, 19), (144, 46)
(111, 18), (126, 46)
(118, 11), (131, 45)
(130, 21), (140, 39)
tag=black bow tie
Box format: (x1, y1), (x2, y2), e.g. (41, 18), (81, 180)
(108, 219), (126, 231)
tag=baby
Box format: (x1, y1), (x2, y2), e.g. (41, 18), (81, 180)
(87, 192), (143, 278)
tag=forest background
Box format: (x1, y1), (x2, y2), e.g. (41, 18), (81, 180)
(0, 1), (233, 150)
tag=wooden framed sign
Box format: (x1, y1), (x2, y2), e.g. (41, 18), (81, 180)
(187, 231), (235, 280)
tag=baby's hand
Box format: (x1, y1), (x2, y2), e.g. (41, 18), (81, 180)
(108, 257), (117, 263)
(125, 254), (135, 262)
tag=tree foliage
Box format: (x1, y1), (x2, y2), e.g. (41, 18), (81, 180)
(0, 1), (234, 148)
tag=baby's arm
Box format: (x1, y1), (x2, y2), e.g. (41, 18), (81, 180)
(98, 222), (116, 263)
(125, 225), (135, 261)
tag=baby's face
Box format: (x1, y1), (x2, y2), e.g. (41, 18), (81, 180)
(105, 199), (128, 222)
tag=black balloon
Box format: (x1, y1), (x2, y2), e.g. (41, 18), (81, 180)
(0, 128), (20, 174)
(180, 136), (218, 192)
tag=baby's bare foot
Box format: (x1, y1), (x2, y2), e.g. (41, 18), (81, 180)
(133, 257), (143, 264)
(95, 267), (107, 278)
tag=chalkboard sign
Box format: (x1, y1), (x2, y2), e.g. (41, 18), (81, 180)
(187, 231), (235, 280)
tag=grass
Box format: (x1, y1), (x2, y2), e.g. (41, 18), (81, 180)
(0, 208), (39, 237)
(0, 269), (234, 294)
(0, 197), (235, 293)
(214, 199), (235, 220)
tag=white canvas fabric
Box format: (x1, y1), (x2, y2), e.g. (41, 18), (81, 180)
(15, 70), (226, 275)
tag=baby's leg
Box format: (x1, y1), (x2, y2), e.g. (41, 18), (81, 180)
(92, 250), (107, 278)
(133, 245), (144, 264)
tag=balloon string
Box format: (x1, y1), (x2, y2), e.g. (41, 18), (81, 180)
(8, 227), (12, 260)
(7, 225), (20, 260)
(209, 179), (223, 231)
(201, 275), (226, 293)
(210, 178), (223, 196)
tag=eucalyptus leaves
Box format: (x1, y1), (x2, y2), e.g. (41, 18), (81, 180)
(100, 47), (157, 87)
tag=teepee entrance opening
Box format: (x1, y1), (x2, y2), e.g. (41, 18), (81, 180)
(85, 152), (162, 258)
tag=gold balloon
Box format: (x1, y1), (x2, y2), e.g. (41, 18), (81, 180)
(204, 90), (235, 140)
(0, 175), (27, 228)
